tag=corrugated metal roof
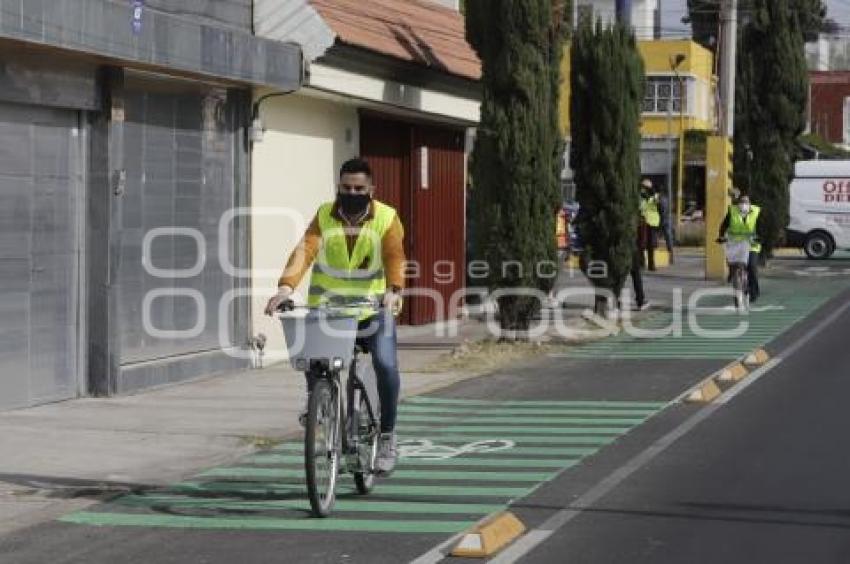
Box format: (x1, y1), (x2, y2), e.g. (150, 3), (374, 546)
(308, 0), (481, 80)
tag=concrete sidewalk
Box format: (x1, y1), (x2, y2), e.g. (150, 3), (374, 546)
(0, 354), (476, 534)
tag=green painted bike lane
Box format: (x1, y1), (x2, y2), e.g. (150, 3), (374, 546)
(59, 397), (666, 535)
(566, 275), (850, 360)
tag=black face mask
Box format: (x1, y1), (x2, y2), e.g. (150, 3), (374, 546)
(338, 193), (372, 216)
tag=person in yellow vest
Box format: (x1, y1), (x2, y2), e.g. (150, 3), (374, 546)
(264, 158), (406, 475)
(718, 194), (761, 303)
(640, 178), (661, 271)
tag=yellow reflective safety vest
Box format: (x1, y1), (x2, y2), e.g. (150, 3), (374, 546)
(728, 204), (762, 253)
(641, 195), (661, 228)
(308, 200), (396, 320)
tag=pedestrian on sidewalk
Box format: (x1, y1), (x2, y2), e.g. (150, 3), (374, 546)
(630, 207), (651, 311)
(656, 188), (675, 263)
(640, 178), (660, 271)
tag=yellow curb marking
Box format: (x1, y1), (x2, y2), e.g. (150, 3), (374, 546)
(744, 348), (770, 367)
(717, 362), (749, 383)
(685, 377), (723, 404)
(451, 511), (526, 558)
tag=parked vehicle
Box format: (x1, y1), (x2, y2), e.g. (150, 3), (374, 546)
(787, 160), (850, 259)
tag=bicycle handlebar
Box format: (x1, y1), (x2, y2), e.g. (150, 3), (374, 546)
(716, 236), (759, 244)
(276, 299), (383, 314)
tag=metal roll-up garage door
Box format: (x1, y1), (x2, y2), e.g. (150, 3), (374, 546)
(117, 76), (239, 366)
(0, 103), (82, 410)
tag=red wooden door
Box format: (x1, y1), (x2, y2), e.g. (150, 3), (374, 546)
(409, 125), (466, 325)
(360, 115), (413, 324)
(360, 114), (466, 325)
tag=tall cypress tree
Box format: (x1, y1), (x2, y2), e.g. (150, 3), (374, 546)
(734, 0), (808, 257)
(570, 19), (644, 313)
(687, 0), (825, 50)
(466, 1), (569, 336)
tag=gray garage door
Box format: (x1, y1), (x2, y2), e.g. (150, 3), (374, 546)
(117, 77), (238, 365)
(0, 103), (82, 410)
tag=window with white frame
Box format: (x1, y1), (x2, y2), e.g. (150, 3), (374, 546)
(643, 77), (686, 114)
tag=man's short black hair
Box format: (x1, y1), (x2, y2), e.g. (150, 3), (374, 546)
(340, 157), (372, 179)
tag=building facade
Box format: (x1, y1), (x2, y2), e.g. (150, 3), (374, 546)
(0, 1), (302, 410)
(573, 0), (660, 40)
(250, 0), (481, 351)
(560, 39), (715, 204)
(808, 71), (850, 147)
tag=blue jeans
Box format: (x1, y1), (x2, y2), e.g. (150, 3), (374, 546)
(356, 313), (401, 433)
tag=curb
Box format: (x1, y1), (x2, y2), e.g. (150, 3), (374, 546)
(683, 348), (771, 404)
(451, 511), (526, 558)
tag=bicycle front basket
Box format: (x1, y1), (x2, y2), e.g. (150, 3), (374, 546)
(724, 240), (751, 266)
(280, 311), (358, 371)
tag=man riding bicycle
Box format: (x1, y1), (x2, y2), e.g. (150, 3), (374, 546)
(264, 158), (405, 475)
(718, 194), (761, 303)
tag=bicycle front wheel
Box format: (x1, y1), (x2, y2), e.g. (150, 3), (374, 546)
(305, 378), (340, 517)
(733, 267), (748, 313)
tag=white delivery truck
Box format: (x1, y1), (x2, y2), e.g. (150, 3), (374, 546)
(786, 160), (850, 259)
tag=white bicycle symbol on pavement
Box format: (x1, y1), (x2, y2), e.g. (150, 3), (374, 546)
(398, 438), (516, 460)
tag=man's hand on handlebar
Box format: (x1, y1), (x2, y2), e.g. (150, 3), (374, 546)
(383, 290), (403, 316)
(264, 286), (293, 316)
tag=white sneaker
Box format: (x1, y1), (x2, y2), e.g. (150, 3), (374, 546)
(375, 432), (398, 476)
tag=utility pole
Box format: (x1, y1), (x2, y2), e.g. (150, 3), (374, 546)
(706, 0), (738, 280)
(616, 0), (632, 26)
(719, 0), (738, 137)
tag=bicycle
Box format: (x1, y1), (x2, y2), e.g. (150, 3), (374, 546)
(717, 236), (756, 313)
(277, 299), (382, 517)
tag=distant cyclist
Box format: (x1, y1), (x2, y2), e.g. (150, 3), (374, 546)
(718, 194), (761, 303)
(265, 158), (406, 475)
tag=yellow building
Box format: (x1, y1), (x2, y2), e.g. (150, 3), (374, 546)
(561, 39), (716, 190)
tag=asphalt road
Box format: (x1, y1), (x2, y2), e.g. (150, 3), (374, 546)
(501, 285), (850, 563)
(1, 258), (848, 564)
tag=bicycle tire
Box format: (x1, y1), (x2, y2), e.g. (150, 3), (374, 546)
(352, 387), (378, 495)
(731, 266), (742, 312)
(735, 268), (749, 313)
(305, 378), (339, 517)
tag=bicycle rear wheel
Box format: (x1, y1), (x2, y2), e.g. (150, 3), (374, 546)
(351, 388), (378, 494)
(305, 378), (339, 517)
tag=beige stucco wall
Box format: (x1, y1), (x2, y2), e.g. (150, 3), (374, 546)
(251, 91), (360, 358)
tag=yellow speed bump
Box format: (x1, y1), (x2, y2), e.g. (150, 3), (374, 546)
(717, 362), (749, 383)
(451, 511), (526, 558)
(685, 376), (722, 404)
(744, 348), (770, 367)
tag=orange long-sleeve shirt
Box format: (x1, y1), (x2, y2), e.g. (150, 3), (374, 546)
(277, 201), (407, 291)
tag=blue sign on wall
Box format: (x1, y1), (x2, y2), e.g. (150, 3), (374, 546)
(132, 0), (144, 34)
